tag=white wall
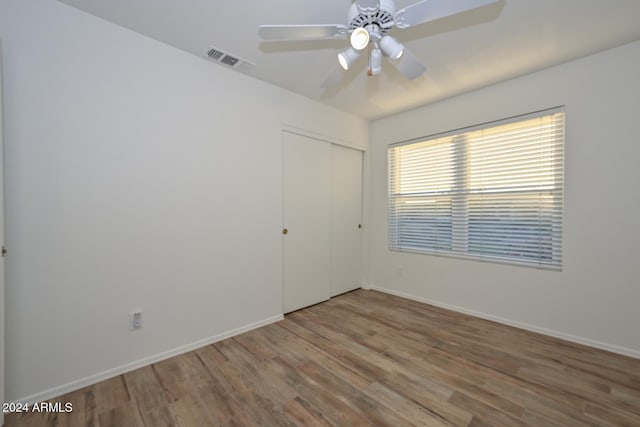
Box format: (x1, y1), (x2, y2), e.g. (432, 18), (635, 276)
(369, 40), (640, 357)
(0, 0), (368, 401)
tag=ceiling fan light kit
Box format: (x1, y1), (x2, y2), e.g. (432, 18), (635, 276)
(350, 27), (371, 50)
(338, 46), (362, 71)
(380, 35), (404, 61)
(258, 0), (498, 87)
(370, 48), (383, 75)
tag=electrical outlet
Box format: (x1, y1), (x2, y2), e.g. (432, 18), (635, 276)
(129, 311), (143, 331)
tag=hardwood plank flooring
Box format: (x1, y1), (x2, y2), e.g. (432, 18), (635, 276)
(7, 290), (640, 426)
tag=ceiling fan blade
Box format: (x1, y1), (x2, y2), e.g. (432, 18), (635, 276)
(392, 48), (426, 80)
(258, 24), (348, 41)
(394, 0), (498, 29)
(321, 65), (346, 89)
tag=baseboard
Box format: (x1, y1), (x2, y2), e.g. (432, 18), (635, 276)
(369, 286), (640, 360)
(17, 314), (284, 404)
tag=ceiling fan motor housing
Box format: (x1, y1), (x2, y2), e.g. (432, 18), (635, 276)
(348, 0), (396, 36)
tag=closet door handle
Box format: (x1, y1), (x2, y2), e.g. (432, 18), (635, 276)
(282, 228), (288, 235)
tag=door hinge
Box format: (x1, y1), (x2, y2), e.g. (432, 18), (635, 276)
(1, 246), (6, 257)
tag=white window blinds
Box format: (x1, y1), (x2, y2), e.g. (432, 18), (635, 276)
(388, 108), (564, 269)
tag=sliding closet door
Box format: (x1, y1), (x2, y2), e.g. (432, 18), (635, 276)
(331, 145), (363, 296)
(282, 131), (331, 313)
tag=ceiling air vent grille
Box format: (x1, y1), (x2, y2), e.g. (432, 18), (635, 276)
(206, 46), (254, 70)
(207, 48), (225, 61)
(221, 55), (239, 67)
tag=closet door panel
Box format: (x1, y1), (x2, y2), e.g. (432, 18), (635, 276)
(331, 145), (363, 296)
(282, 131), (331, 313)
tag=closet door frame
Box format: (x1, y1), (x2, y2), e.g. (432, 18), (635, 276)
(281, 126), (364, 313)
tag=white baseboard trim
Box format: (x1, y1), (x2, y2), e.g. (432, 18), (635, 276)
(17, 314), (284, 404)
(369, 286), (640, 360)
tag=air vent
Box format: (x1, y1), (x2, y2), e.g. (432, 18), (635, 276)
(221, 55), (239, 67)
(207, 48), (225, 61)
(206, 46), (254, 70)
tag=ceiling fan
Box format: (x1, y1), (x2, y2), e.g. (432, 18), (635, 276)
(258, 0), (497, 87)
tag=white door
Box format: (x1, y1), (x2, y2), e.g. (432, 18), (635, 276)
(331, 145), (363, 296)
(0, 40), (5, 427)
(282, 131), (331, 313)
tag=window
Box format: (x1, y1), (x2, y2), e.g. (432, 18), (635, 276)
(388, 108), (564, 269)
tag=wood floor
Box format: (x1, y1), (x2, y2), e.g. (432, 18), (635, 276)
(7, 290), (640, 426)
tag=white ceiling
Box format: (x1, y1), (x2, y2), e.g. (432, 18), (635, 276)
(57, 0), (640, 120)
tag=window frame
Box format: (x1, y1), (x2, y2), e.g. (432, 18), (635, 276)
(388, 107), (565, 270)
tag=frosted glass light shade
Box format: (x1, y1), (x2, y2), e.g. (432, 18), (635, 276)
(338, 47), (361, 70)
(380, 35), (404, 60)
(370, 48), (382, 75)
(350, 27), (370, 51)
